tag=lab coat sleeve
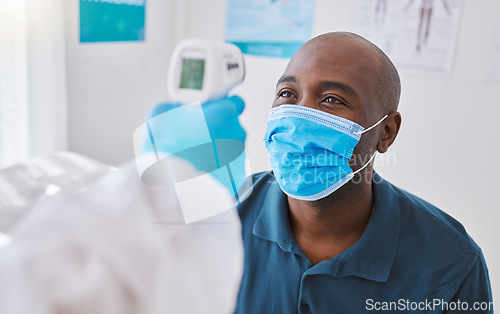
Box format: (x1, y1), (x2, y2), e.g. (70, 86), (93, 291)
(445, 251), (493, 313)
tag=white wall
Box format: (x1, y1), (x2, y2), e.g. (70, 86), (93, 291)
(64, 0), (181, 165)
(65, 0), (499, 307)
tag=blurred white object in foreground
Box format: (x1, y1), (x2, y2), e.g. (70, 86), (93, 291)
(0, 157), (243, 314)
(0, 152), (112, 232)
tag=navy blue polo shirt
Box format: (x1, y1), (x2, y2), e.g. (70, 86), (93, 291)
(236, 171), (492, 313)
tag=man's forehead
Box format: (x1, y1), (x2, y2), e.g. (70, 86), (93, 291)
(278, 34), (385, 113)
(285, 35), (380, 76)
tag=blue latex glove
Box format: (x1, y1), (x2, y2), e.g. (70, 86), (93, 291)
(142, 96), (247, 197)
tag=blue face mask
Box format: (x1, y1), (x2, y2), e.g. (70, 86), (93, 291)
(263, 105), (388, 201)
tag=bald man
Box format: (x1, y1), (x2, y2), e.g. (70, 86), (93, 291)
(236, 32), (492, 313)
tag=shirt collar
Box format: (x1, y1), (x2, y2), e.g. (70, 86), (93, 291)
(252, 179), (295, 252)
(252, 172), (400, 282)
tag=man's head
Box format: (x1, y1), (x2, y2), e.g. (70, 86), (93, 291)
(273, 32), (402, 204)
(274, 31), (400, 122)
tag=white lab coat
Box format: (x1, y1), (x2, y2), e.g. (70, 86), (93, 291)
(0, 158), (244, 314)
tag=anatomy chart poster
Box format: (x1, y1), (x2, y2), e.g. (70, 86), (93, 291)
(225, 0), (315, 58)
(352, 0), (463, 78)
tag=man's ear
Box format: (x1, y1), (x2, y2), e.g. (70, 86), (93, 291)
(377, 111), (401, 153)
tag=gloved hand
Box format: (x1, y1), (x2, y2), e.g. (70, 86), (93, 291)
(147, 95), (246, 142)
(140, 96), (248, 197)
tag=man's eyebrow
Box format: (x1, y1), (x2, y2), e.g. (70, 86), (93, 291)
(276, 76), (357, 97)
(319, 81), (357, 97)
(276, 75), (297, 86)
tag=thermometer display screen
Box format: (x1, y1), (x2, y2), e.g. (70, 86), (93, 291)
(180, 58), (205, 90)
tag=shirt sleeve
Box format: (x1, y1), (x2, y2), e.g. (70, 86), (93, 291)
(446, 251), (493, 313)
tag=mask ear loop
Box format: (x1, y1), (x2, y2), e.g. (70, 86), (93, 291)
(350, 151), (377, 177)
(349, 113), (389, 177)
(353, 114), (388, 135)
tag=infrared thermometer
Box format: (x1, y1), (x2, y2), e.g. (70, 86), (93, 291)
(167, 38), (245, 104)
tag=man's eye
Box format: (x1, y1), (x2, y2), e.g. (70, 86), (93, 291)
(279, 91), (295, 98)
(323, 96), (344, 104)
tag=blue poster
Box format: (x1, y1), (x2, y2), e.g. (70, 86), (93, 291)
(225, 0), (315, 58)
(80, 0), (146, 43)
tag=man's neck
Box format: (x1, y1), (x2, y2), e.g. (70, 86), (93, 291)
(287, 171), (374, 265)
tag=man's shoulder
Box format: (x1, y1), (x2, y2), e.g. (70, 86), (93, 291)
(248, 170), (275, 185)
(383, 178), (481, 262)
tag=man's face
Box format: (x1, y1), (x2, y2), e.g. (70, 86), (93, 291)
(273, 36), (384, 129)
(272, 35), (385, 168)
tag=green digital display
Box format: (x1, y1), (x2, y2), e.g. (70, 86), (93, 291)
(180, 58), (205, 90)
